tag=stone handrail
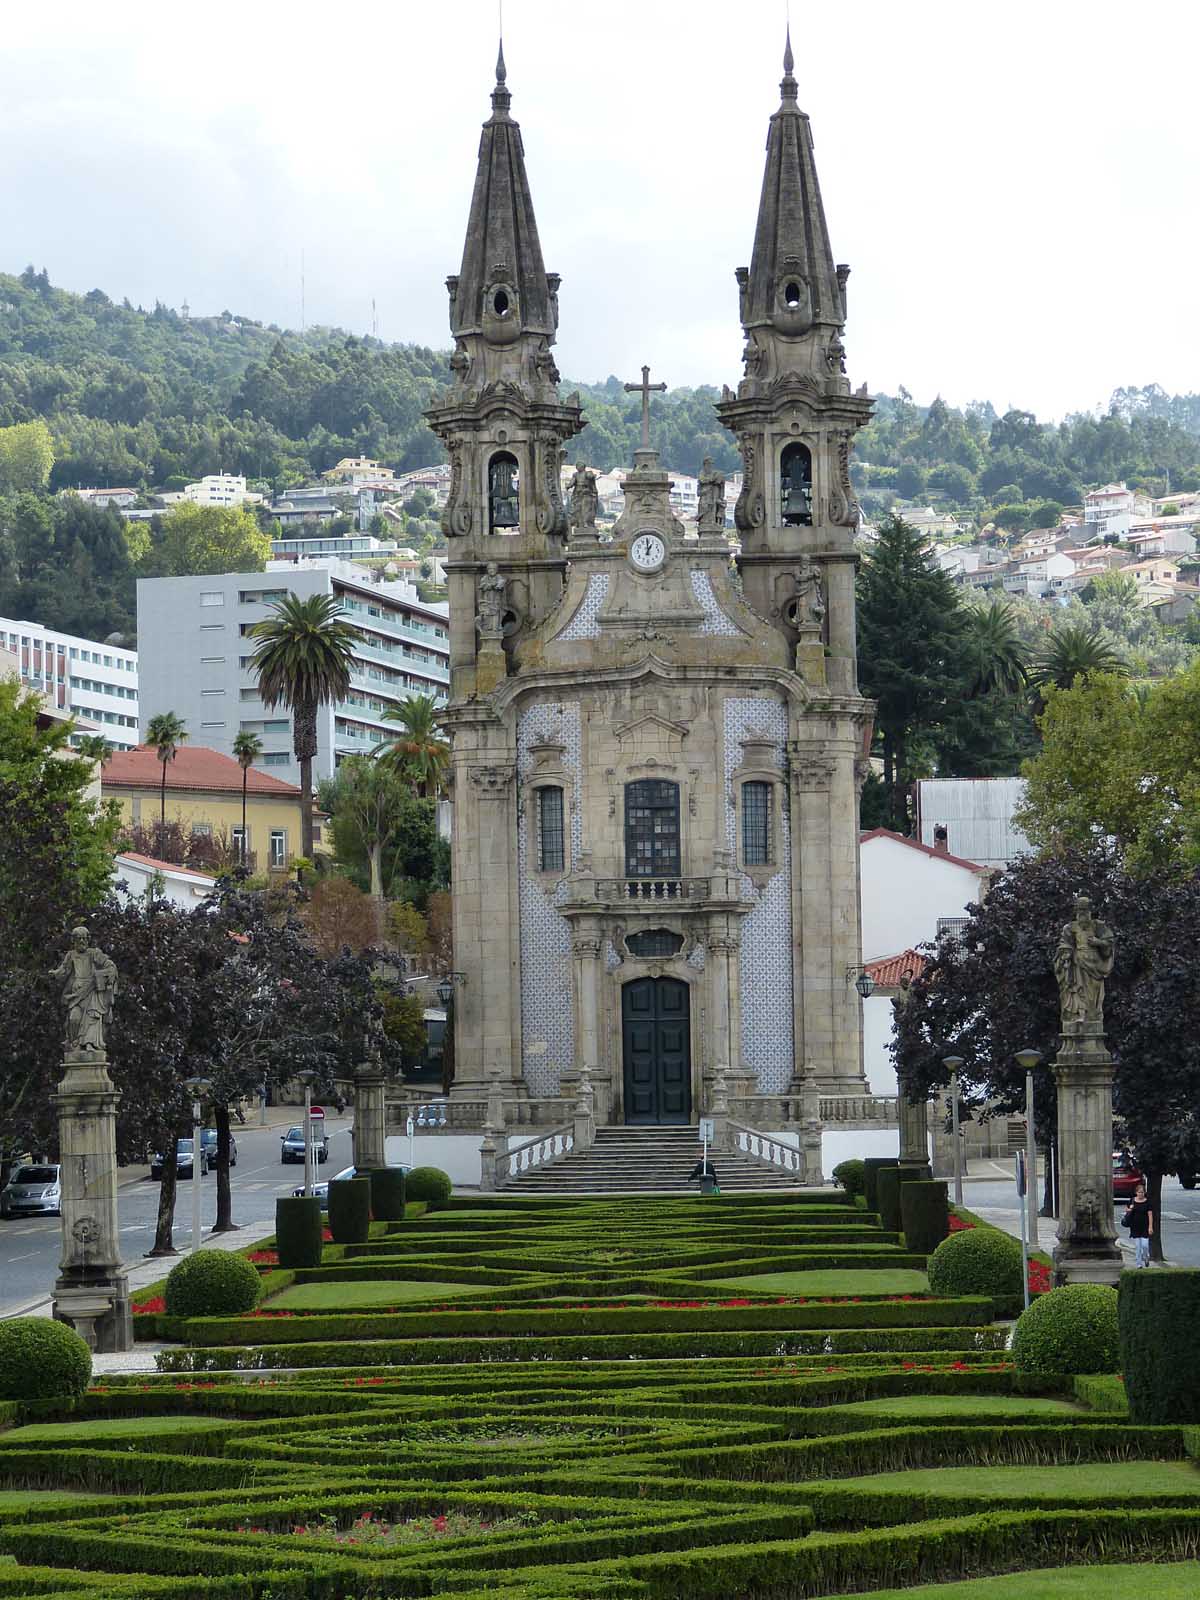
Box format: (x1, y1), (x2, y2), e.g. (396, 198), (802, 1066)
(501, 1125), (575, 1184)
(392, 1096), (577, 1132)
(592, 877), (711, 903)
(821, 1095), (898, 1126)
(725, 1119), (804, 1176)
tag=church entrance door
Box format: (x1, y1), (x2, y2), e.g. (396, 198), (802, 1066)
(621, 977), (691, 1125)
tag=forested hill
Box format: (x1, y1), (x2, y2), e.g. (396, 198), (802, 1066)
(1, 266), (1199, 521)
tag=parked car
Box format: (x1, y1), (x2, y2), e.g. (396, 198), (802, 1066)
(151, 1139), (201, 1181)
(1180, 1170), (1198, 1190)
(1, 1163), (62, 1218)
(1112, 1150), (1143, 1200)
(198, 1129), (237, 1170)
(292, 1163), (409, 1202)
(281, 1126), (329, 1165)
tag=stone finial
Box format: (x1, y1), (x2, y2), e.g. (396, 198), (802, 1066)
(781, 24), (797, 100)
(496, 37), (507, 85)
(492, 38), (512, 115)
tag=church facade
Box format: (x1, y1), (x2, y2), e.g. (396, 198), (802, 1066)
(427, 39), (874, 1127)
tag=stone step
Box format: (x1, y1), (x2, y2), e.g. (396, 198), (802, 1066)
(506, 1129), (805, 1192)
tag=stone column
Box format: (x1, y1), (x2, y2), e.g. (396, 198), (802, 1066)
(353, 1066), (387, 1172)
(572, 930), (603, 1088)
(1051, 1023), (1122, 1286)
(897, 1075), (930, 1172)
(800, 1065), (824, 1186)
(52, 1051), (131, 1353)
(573, 1066), (596, 1153)
(479, 1065), (508, 1192)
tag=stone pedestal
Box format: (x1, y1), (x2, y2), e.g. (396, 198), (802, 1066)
(51, 1051), (131, 1352)
(475, 639), (507, 696)
(897, 1077), (930, 1172)
(800, 1069), (823, 1185)
(353, 1068), (388, 1172)
(1051, 1022), (1122, 1287)
(794, 628), (826, 688)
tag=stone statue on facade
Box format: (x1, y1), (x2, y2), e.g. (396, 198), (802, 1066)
(791, 556), (826, 631)
(475, 562), (507, 641)
(891, 970), (914, 1020)
(569, 462), (598, 532)
(53, 926), (117, 1055)
(697, 457), (725, 533)
(1053, 896), (1115, 1032)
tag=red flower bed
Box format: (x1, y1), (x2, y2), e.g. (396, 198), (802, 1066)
(948, 1214), (975, 1232)
(132, 1296), (165, 1315)
(248, 1250), (279, 1266)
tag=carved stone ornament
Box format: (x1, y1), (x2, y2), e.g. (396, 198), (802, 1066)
(467, 763), (515, 797)
(535, 440), (568, 537)
(53, 926), (117, 1055)
(697, 457), (725, 534)
(475, 562), (506, 641)
(443, 439), (472, 537)
(568, 462), (598, 532)
(828, 429), (861, 528)
(734, 434), (766, 533)
(792, 756), (837, 792)
(71, 1215), (99, 1246)
(853, 755), (873, 794)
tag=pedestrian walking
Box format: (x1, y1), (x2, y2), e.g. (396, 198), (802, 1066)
(1122, 1182), (1155, 1267)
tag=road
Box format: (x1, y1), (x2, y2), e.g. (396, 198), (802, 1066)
(0, 1114), (355, 1316)
(964, 1169), (1200, 1268)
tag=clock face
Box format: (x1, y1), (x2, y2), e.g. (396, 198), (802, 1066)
(630, 533), (666, 571)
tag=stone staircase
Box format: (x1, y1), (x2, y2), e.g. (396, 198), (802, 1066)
(505, 1125), (805, 1193)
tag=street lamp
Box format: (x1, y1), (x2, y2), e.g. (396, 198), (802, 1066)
(1014, 1048), (1043, 1275)
(942, 1055), (965, 1205)
(182, 1075), (212, 1253)
(846, 965), (876, 1000)
(296, 1069), (317, 1200)
(436, 976), (453, 1008)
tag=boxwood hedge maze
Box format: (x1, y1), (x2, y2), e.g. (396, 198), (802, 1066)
(2, 1192), (1200, 1598)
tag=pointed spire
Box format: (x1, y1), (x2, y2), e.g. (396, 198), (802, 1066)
(781, 24), (797, 101)
(491, 36), (512, 116)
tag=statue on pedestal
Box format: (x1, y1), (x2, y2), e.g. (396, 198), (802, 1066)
(1053, 896), (1114, 1031)
(697, 457), (725, 533)
(569, 462), (598, 532)
(475, 562), (507, 642)
(791, 556), (826, 631)
(52, 927), (117, 1055)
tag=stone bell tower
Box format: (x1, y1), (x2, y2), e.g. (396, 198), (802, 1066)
(716, 29), (873, 697)
(426, 42), (585, 703)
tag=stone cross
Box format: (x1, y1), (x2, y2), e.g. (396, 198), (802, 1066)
(623, 364), (667, 451)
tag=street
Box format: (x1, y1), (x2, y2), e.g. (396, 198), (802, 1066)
(0, 1113), (355, 1316)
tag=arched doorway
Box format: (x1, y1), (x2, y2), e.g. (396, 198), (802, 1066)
(622, 976), (691, 1125)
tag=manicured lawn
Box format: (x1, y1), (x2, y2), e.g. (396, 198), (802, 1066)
(831, 1562), (1200, 1599)
(268, 1278), (486, 1309)
(0, 1415), (233, 1443)
(838, 1394), (1084, 1418)
(703, 1268), (930, 1295)
(833, 1462), (1200, 1498)
(0, 1489), (111, 1505)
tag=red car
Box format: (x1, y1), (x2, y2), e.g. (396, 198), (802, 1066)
(1112, 1150), (1143, 1200)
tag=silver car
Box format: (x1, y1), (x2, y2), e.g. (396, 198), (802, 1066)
(1, 1163), (62, 1218)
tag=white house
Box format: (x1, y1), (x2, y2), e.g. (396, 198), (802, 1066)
(113, 851), (216, 908)
(180, 473), (263, 509)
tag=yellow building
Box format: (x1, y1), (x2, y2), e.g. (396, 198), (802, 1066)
(103, 744), (307, 870)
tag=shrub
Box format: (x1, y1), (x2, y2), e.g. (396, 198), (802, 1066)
(366, 1166), (407, 1222)
(831, 1159), (866, 1199)
(1120, 1267), (1200, 1425)
(1012, 1284), (1119, 1377)
(862, 1157), (898, 1213)
(0, 1317), (91, 1402)
(164, 1250), (261, 1319)
(927, 1224), (1023, 1304)
(900, 1180), (950, 1254)
(405, 1166), (452, 1211)
(275, 1196), (324, 1268)
(327, 1178), (371, 1244)
(876, 1166), (929, 1233)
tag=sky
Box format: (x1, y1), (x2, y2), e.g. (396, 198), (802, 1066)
(1, 0), (1196, 420)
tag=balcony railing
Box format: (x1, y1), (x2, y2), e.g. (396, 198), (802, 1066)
(593, 877), (712, 903)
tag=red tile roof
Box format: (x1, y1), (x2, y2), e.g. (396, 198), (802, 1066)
(859, 827), (987, 875)
(115, 851), (217, 880)
(865, 949), (927, 987)
(103, 744), (301, 798)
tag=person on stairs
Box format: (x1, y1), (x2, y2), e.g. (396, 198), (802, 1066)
(688, 1157), (720, 1195)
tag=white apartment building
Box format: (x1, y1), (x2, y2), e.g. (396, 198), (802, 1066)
(1084, 481), (1153, 539)
(324, 457), (397, 488)
(0, 616), (138, 748)
(180, 473), (263, 509)
(136, 559), (449, 785)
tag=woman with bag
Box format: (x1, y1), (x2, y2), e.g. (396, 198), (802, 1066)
(1122, 1182), (1154, 1268)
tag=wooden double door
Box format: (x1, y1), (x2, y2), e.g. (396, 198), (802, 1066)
(621, 976), (691, 1125)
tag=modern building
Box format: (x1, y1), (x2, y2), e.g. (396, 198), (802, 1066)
(0, 616), (138, 749)
(179, 473), (262, 509)
(102, 744), (307, 870)
(1083, 481), (1152, 540)
(136, 559), (449, 786)
(324, 457), (396, 488)
(270, 532), (400, 563)
(914, 777), (1031, 868)
(64, 487), (138, 511)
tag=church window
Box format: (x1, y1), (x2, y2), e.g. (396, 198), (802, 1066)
(489, 451), (520, 532)
(784, 281), (803, 309)
(493, 289), (510, 317)
(625, 780), (681, 879)
(780, 442), (813, 526)
(536, 786), (565, 873)
(742, 781), (772, 865)
(626, 928), (684, 959)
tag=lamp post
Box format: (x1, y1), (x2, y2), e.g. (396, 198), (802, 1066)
(182, 1076), (211, 1253)
(846, 965), (876, 1000)
(941, 1056), (965, 1205)
(1014, 1049), (1042, 1253)
(297, 1069), (316, 1200)
(436, 972), (465, 1099)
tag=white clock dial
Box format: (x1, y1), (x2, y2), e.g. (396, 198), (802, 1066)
(630, 533), (666, 571)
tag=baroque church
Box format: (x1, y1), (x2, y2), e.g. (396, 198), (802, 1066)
(427, 36), (873, 1127)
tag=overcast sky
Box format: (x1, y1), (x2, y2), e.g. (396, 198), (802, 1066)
(2, 0), (1196, 419)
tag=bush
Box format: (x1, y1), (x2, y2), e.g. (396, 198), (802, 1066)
(366, 1166), (407, 1222)
(862, 1157), (898, 1213)
(900, 1180), (950, 1254)
(327, 1178), (371, 1244)
(927, 1224), (1024, 1304)
(832, 1159), (866, 1198)
(164, 1250), (261, 1319)
(876, 1166), (929, 1233)
(0, 1317), (91, 1402)
(405, 1166), (452, 1211)
(1119, 1267), (1200, 1425)
(1013, 1284), (1119, 1377)
(275, 1196), (323, 1268)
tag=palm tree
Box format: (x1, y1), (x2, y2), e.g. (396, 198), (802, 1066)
(961, 598), (1029, 698)
(1032, 622), (1128, 697)
(145, 712), (188, 859)
(375, 693), (450, 797)
(74, 733), (112, 765)
(250, 594), (357, 859)
(231, 729), (264, 867)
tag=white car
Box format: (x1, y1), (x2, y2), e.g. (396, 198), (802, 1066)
(293, 1163), (410, 1201)
(1, 1163), (62, 1218)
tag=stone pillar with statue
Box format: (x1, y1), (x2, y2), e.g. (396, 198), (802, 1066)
(50, 926), (132, 1352)
(892, 972), (931, 1172)
(1050, 895), (1122, 1286)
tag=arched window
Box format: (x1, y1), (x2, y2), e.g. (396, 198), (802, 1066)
(742, 780), (772, 866)
(780, 442), (813, 526)
(536, 785), (565, 872)
(488, 451), (520, 532)
(625, 780), (681, 879)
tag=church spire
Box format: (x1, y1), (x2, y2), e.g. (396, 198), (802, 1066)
(448, 42), (557, 342)
(738, 29), (846, 339)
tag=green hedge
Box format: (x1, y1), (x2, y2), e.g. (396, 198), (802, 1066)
(164, 1251), (260, 1319)
(831, 1159), (866, 1198)
(862, 1157), (899, 1213)
(900, 1180), (949, 1254)
(404, 1165), (452, 1210)
(0, 1319), (90, 1403)
(1120, 1266), (1200, 1425)
(325, 1178), (370, 1245)
(364, 1166), (407, 1222)
(1074, 1373), (1129, 1414)
(1013, 1283), (1119, 1377)
(273, 1196), (323, 1270)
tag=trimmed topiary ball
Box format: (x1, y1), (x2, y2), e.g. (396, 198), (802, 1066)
(832, 1159), (866, 1199)
(927, 1225), (1024, 1303)
(405, 1166), (452, 1211)
(0, 1317), (91, 1402)
(1012, 1284), (1119, 1377)
(165, 1249), (262, 1319)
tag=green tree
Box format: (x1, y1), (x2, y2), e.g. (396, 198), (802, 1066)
(1085, 569), (1139, 610)
(1032, 621), (1128, 697)
(378, 987), (427, 1067)
(0, 420), (53, 491)
(147, 502), (270, 577)
(375, 692), (449, 797)
(231, 729), (263, 867)
(320, 756), (419, 898)
(960, 598), (1029, 697)
(145, 712), (188, 858)
(250, 594), (356, 859)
